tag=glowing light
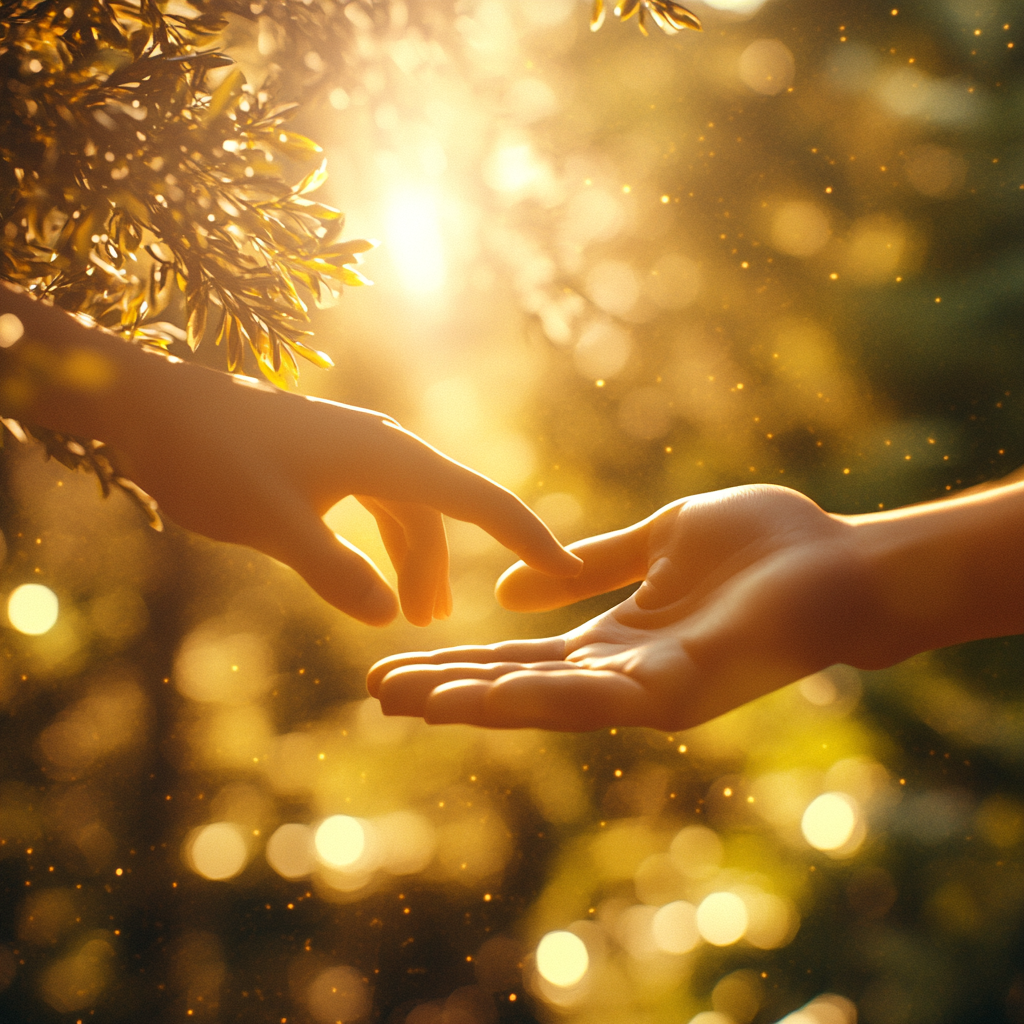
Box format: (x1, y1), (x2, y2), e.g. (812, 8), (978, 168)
(505, 78), (559, 123)
(306, 965), (371, 1024)
(40, 937), (114, 1012)
(743, 890), (800, 949)
(799, 672), (838, 705)
(696, 892), (749, 946)
(188, 822), (248, 881)
(266, 823), (316, 879)
(699, 0), (768, 13)
(713, 969), (765, 1023)
(652, 900), (701, 954)
(376, 811), (436, 875)
(618, 903), (660, 959)
(771, 202), (831, 257)
(485, 142), (543, 193)
(0, 313), (24, 348)
(906, 145), (965, 197)
(536, 930), (588, 987)
(174, 624), (273, 704)
(574, 321), (632, 380)
(586, 260), (640, 316)
(739, 39), (796, 96)
(645, 252), (702, 309)
(7, 583), (59, 635)
(385, 190), (446, 294)
(778, 994), (857, 1024)
(802, 792), (859, 850)
(844, 214), (908, 283)
(315, 815), (366, 868)
(669, 825), (724, 879)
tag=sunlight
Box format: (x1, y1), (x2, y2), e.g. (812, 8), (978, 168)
(801, 792), (859, 850)
(536, 930), (589, 988)
(385, 190), (446, 294)
(7, 583), (58, 635)
(266, 823), (316, 879)
(696, 892), (749, 946)
(0, 312), (23, 347)
(188, 822), (248, 881)
(652, 900), (702, 954)
(315, 815), (366, 869)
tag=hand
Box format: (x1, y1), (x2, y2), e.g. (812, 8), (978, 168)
(114, 369), (584, 627)
(0, 286), (582, 626)
(368, 485), (876, 729)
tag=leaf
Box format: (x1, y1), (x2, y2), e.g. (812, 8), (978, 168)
(203, 66), (245, 122)
(288, 336), (334, 369)
(322, 238), (378, 258)
(186, 297), (207, 350)
(225, 316), (244, 372)
(660, 0), (702, 31)
(293, 158), (329, 197)
(166, 50), (235, 69)
(270, 131), (323, 157)
(339, 265), (373, 287)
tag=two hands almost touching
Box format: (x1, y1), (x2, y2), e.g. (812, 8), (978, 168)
(0, 285), (582, 625)
(369, 480), (1024, 731)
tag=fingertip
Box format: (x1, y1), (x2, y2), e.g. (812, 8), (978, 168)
(549, 547), (585, 577)
(367, 653), (410, 696)
(494, 562), (571, 613)
(566, 549), (585, 575)
(358, 584), (401, 627)
(433, 579), (453, 621)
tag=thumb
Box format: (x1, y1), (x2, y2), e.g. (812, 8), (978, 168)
(276, 516), (400, 625)
(496, 516), (653, 612)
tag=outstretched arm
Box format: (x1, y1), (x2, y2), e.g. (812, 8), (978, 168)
(0, 285), (581, 625)
(368, 480), (1024, 730)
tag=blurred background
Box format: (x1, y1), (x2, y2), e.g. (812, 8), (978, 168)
(1, 0), (1022, 1022)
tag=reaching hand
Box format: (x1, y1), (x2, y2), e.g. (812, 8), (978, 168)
(367, 484), (875, 729)
(369, 475), (1024, 730)
(112, 372), (583, 626)
(0, 285), (582, 626)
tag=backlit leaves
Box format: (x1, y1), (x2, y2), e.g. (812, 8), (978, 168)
(0, 0), (376, 514)
(591, 0), (702, 35)
(0, 3), (373, 383)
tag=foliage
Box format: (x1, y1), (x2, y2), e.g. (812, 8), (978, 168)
(591, 0), (702, 36)
(0, 2), (1021, 1023)
(0, 0), (377, 509)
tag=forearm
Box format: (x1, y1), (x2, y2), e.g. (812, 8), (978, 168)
(1, 284), (170, 444)
(840, 480), (1024, 663)
(0, 283), (265, 459)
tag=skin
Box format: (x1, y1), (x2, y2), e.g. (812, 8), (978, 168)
(0, 284), (582, 626)
(368, 480), (1024, 731)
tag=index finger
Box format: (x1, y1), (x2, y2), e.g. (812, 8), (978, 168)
(352, 423), (584, 578)
(495, 512), (662, 612)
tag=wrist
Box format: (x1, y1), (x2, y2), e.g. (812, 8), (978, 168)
(840, 483), (1024, 664)
(1, 286), (135, 441)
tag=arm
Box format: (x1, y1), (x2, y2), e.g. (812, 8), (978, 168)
(0, 285), (581, 625)
(367, 481), (1024, 730)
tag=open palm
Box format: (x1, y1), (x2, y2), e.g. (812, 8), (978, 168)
(368, 485), (875, 730)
